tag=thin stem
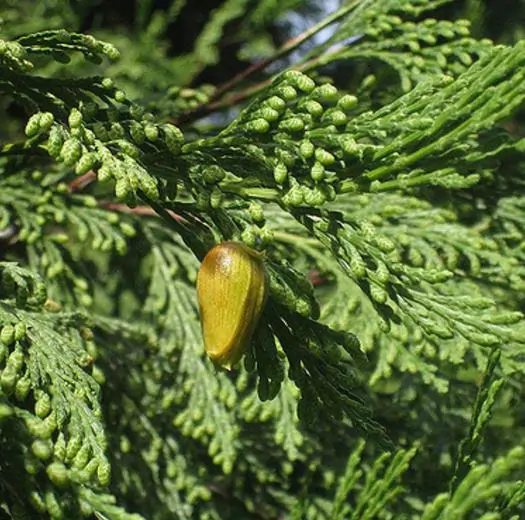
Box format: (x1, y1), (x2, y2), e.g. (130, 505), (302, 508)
(222, 184), (280, 202)
(69, 171), (96, 192)
(175, 0), (362, 125)
(196, 45), (350, 113)
(215, 0), (360, 96)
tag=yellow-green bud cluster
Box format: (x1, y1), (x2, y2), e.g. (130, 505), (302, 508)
(188, 163), (229, 209)
(25, 83), (184, 206)
(0, 322), (28, 396)
(224, 70), (364, 209)
(25, 112), (55, 138)
(0, 38), (33, 71)
(161, 84), (215, 117)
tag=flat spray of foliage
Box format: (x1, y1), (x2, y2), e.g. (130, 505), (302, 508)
(1, 0), (525, 518)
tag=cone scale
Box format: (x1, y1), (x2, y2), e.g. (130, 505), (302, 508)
(197, 242), (268, 369)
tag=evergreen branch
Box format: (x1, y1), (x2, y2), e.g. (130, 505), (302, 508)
(0, 262), (124, 517)
(176, 0), (489, 123)
(176, 0), (364, 125)
(451, 348), (503, 492)
(422, 446), (525, 519)
(325, 440), (418, 519)
(2, 5), (525, 518)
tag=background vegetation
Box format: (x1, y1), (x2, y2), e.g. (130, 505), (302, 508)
(1, 0), (525, 518)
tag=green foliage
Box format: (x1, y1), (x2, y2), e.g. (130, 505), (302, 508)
(0, 263), (139, 518)
(422, 446), (525, 519)
(305, 0), (493, 91)
(1, 0), (525, 518)
(330, 440), (418, 520)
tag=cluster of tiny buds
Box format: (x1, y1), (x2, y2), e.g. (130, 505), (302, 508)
(237, 71), (359, 208)
(24, 88), (185, 205)
(0, 314), (111, 504)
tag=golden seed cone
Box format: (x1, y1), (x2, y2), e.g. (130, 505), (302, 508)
(197, 242), (268, 370)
